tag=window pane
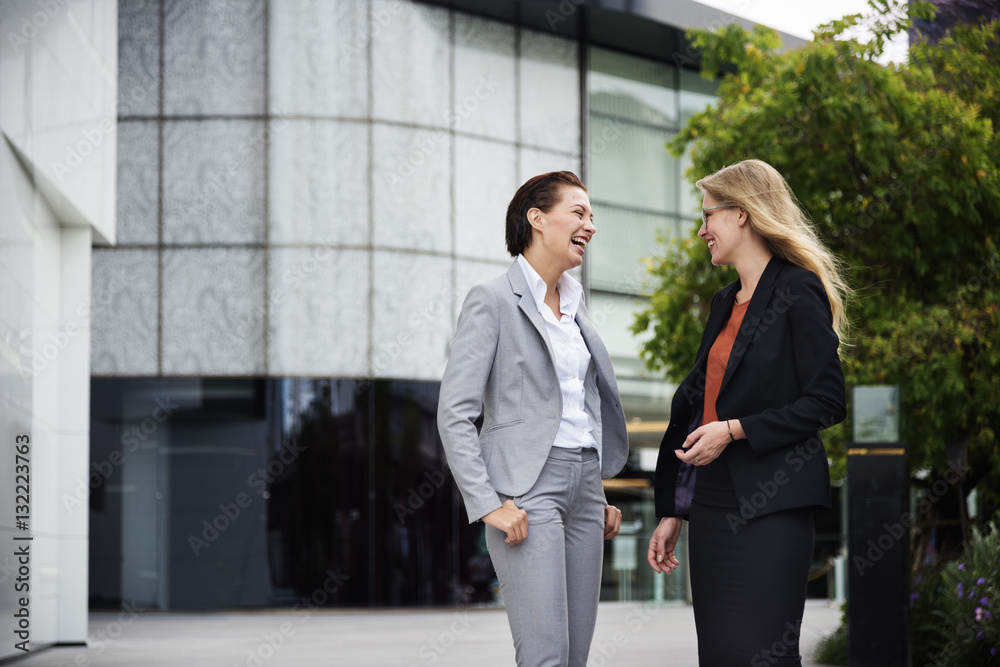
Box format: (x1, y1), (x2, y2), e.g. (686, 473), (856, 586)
(91, 249), (159, 375)
(520, 30), (580, 153)
(269, 120), (370, 246)
(679, 68), (718, 127)
(454, 14), (517, 142)
(267, 248), (370, 377)
(116, 121), (159, 245)
(679, 145), (702, 219)
(270, 0), (369, 117)
(588, 119), (677, 213)
(372, 1), (451, 128)
(89, 377), (487, 609)
(589, 47), (676, 128)
(588, 205), (682, 294)
(161, 248), (266, 375)
(163, 0), (265, 115)
(678, 71), (719, 215)
(586, 291), (649, 373)
(162, 120), (266, 244)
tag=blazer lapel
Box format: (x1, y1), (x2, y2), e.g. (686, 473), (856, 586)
(718, 256), (784, 395)
(695, 282), (738, 372)
(507, 262), (557, 368)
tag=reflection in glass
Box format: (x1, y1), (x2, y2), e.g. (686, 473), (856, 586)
(588, 121), (678, 212)
(519, 30), (580, 153)
(89, 378), (490, 610)
(589, 47), (677, 127)
(454, 13), (517, 141)
(266, 379), (366, 605)
(586, 291), (651, 369)
(679, 68), (719, 127)
(589, 205), (681, 294)
(678, 70), (719, 216)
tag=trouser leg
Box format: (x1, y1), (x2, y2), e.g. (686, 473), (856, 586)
(564, 452), (606, 667)
(485, 448), (606, 667)
(486, 458), (570, 667)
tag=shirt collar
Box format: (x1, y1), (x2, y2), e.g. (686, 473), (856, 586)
(516, 255), (584, 319)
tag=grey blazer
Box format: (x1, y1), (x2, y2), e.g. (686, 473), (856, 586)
(438, 261), (629, 523)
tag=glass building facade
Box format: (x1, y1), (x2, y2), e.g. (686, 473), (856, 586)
(87, 0), (828, 611)
(90, 378), (465, 608)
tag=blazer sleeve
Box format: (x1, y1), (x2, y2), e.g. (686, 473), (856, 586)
(740, 271), (847, 456)
(437, 284), (503, 523)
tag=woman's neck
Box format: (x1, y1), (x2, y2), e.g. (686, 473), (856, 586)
(522, 249), (564, 301)
(734, 246), (773, 303)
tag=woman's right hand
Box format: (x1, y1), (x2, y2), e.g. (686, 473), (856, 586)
(482, 499), (529, 545)
(647, 517), (682, 574)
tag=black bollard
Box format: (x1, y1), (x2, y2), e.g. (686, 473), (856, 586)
(847, 442), (909, 667)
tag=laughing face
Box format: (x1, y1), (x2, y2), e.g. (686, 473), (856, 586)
(698, 193), (741, 266)
(529, 186), (595, 272)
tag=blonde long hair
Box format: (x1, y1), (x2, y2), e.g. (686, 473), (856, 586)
(696, 159), (850, 342)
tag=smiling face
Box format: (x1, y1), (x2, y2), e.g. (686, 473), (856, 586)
(527, 186), (595, 272)
(698, 192), (743, 266)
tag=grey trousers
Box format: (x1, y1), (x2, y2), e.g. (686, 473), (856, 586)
(486, 447), (606, 667)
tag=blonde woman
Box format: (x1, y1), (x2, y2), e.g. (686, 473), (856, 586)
(647, 159), (849, 666)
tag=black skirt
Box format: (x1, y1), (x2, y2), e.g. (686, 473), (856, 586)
(688, 500), (815, 666)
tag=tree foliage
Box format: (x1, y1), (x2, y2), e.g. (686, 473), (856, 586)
(632, 1), (1000, 530)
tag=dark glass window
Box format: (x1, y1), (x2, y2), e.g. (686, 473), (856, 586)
(89, 378), (492, 610)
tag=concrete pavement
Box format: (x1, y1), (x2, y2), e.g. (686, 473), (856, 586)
(11, 600), (841, 666)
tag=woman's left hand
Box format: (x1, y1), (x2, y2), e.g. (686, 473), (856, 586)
(675, 420), (736, 466)
(604, 504), (623, 539)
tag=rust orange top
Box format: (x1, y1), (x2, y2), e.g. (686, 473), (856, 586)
(702, 299), (751, 426)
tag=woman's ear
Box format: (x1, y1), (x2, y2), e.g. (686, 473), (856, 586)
(527, 207), (544, 232)
(737, 208), (748, 226)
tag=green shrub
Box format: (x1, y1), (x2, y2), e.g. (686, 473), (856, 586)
(911, 521), (1000, 666)
(909, 561), (946, 661)
(813, 618), (848, 666)
(819, 520), (1000, 666)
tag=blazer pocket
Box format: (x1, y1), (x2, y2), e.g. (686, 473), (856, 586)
(496, 367), (524, 423)
(483, 419), (525, 434)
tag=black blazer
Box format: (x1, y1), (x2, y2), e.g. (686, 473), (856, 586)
(654, 256), (847, 519)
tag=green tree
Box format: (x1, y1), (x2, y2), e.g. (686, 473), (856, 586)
(632, 0), (1000, 558)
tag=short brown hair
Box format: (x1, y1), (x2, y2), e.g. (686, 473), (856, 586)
(505, 171), (587, 256)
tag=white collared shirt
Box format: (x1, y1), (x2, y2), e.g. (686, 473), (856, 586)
(516, 255), (597, 450)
